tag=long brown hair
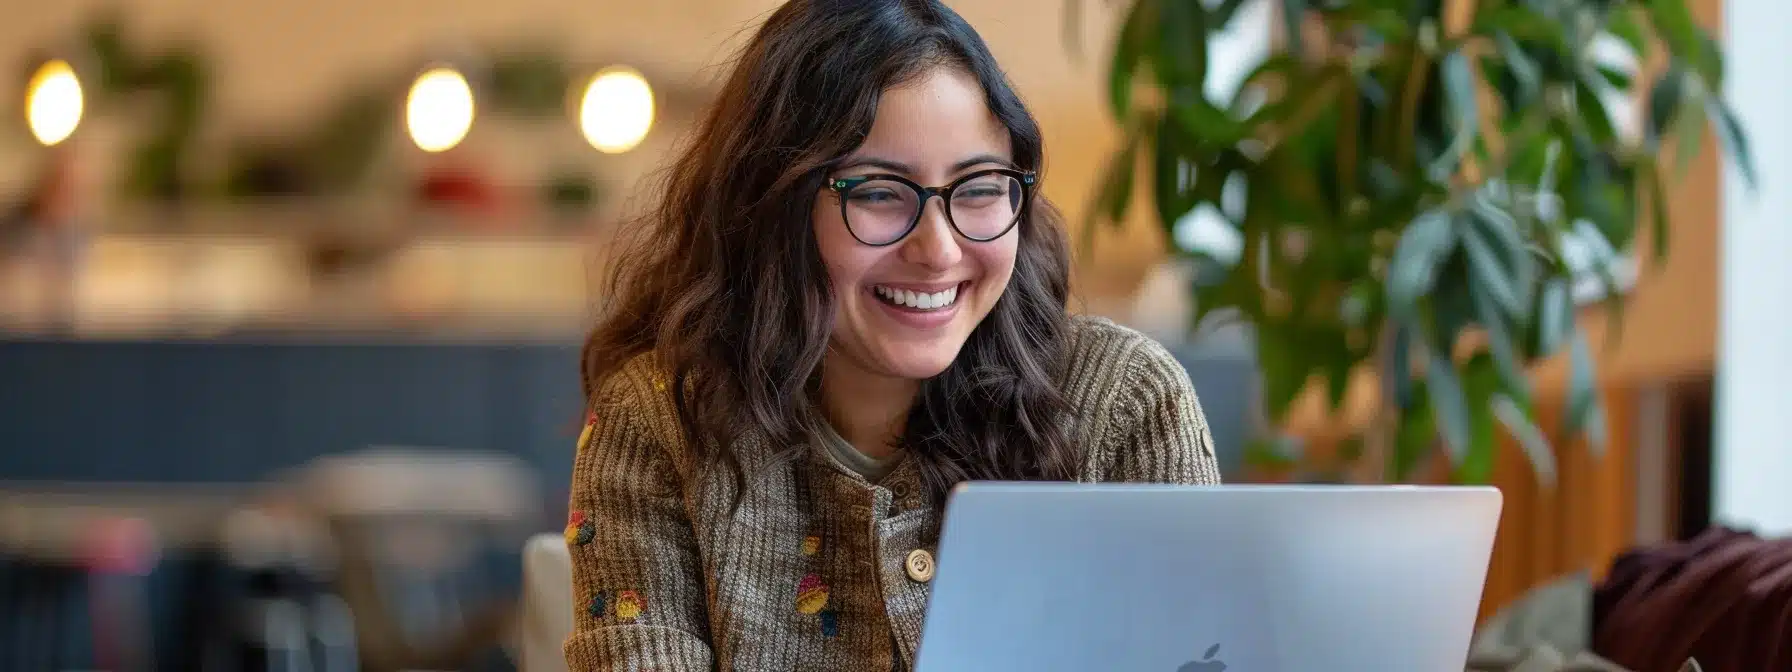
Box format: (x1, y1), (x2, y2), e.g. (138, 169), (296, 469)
(582, 0), (1077, 505)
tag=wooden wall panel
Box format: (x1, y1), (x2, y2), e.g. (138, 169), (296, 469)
(1478, 385), (1637, 622)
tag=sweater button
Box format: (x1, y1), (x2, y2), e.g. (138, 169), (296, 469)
(904, 549), (935, 583)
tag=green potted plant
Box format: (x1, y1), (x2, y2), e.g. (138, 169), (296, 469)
(1081, 0), (1753, 483)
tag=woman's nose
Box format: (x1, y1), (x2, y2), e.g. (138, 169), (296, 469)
(901, 198), (963, 270)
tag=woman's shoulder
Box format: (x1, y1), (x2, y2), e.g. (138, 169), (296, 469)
(1062, 315), (1221, 484)
(1061, 313), (1190, 392)
(591, 353), (676, 406)
(587, 353), (688, 452)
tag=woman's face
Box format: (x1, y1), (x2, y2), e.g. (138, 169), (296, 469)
(813, 67), (1021, 383)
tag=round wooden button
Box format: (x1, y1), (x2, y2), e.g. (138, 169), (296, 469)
(905, 549), (935, 583)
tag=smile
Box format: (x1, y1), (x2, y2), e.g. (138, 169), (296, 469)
(873, 283), (961, 311)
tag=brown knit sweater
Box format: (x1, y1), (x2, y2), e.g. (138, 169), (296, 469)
(563, 315), (1222, 670)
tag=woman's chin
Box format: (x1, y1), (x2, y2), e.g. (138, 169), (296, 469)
(871, 343), (964, 381)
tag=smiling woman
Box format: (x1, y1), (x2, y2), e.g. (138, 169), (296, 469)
(814, 68), (1031, 406)
(564, 0), (1221, 669)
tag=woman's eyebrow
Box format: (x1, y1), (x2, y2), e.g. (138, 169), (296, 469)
(835, 154), (1015, 176)
(836, 156), (914, 174)
(951, 154), (1014, 172)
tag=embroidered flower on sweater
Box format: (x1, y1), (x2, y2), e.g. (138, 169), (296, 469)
(796, 574), (830, 614)
(818, 608), (839, 637)
(616, 590), (645, 621)
(575, 410), (596, 452)
(565, 510), (596, 546)
(802, 535), (822, 556)
(588, 589), (646, 622)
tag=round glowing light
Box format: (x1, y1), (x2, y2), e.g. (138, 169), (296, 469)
(25, 60), (84, 146)
(579, 67), (655, 154)
(406, 68), (475, 152)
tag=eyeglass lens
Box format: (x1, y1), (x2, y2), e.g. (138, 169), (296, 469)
(842, 173), (1025, 245)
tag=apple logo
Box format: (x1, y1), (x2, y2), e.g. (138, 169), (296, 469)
(1177, 643), (1227, 671)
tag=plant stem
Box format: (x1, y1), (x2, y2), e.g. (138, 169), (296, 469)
(1352, 321), (1400, 484)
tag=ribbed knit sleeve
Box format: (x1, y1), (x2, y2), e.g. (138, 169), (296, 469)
(564, 361), (716, 671)
(1105, 333), (1223, 484)
(1067, 316), (1224, 485)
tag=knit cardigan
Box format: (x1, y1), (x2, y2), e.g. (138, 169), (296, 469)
(563, 315), (1223, 670)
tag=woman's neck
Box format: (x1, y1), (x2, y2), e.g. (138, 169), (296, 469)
(818, 353), (919, 460)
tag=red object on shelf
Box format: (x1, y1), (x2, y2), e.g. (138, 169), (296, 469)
(416, 155), (507, 224)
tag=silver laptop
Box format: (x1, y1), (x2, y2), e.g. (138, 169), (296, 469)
(913, 483), (1501, 671)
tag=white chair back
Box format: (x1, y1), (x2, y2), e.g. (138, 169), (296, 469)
(519, 533), (572, 672)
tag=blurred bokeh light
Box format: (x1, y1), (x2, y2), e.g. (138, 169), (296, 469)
(578, 66), (654, 154)
(25, 59), (83, 146)
(406, 67), (475, 153)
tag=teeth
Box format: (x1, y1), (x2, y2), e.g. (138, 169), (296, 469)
(875, 284), (959, 311)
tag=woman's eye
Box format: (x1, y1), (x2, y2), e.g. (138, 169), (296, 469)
(851, 189), (901, 204)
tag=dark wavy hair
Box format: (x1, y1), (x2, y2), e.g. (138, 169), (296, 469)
(581, 0), (1077, 506)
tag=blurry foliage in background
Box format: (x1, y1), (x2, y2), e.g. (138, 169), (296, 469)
(1080, 0), (1754, 484)
(80, 14), (210, 202)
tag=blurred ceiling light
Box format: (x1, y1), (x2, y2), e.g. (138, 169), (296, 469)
(579, 66), (654, 154)
(406, 67), (475, 152)
(25, 59), (83, 146)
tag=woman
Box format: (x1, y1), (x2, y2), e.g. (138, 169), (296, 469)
(566, 0), (1221, 668)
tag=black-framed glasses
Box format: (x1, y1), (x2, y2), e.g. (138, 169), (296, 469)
(825, 167), (1037, 247)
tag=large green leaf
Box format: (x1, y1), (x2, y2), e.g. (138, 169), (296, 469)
(1430, 255), (1478, 356)
(1492, 35), (1543, 112)
(1174, 98), (1249, 148)
(1390, 323), (1414, 409)
(1575, 76), (1618, 145)
(1645, 66), (1683, 147)
(1154, 115), (1200, 227)
(1492, 394), (1557, 486)
(1430, 50), (1479, 181)
(1593, 64), (1633, 92)
(1473, 5), (1569, 52)
(1108, 0), (1159, 120)
(1469, 275), (1531, 405)
(1155, 0), (1208, 94)
(1385, 210), (1457, 317)
(1711, 99), (1756, 190)
(1469, 197), (1537, 300)
(1426, 349), (1473, 464)
(1564, 328), (1609, 456)
(1671, 81), (1709, 181)
(1460, 219), (1522, 317)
